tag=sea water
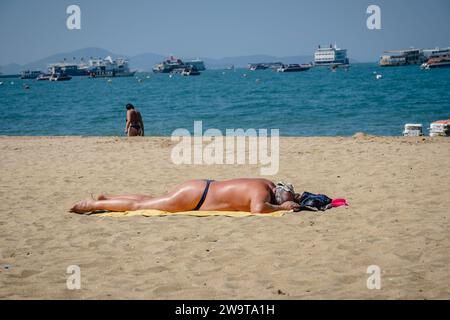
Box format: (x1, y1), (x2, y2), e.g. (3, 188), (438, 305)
(0, 64), (448, 136)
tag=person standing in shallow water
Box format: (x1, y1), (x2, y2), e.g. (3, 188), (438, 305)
(125, 103), (144, 136)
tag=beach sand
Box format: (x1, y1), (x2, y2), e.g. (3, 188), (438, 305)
(0, 136), (449, 299)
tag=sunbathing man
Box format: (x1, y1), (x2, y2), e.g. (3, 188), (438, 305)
(70, 178), (300, 214)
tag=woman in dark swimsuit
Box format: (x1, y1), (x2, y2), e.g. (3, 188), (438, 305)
(125, 103), (144, 136)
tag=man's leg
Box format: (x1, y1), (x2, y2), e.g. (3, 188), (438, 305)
(70, 180), (206, 214)
(97, 194), (152, 201)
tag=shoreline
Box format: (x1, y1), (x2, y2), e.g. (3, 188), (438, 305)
(0, 136), (449, 299)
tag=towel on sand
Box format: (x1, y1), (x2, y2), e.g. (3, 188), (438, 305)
(94, 209), (287, 218)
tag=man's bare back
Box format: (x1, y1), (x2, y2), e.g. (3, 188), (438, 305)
(70, 178), (300, 214)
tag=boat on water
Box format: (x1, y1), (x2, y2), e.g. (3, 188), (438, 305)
(20, 70), (42, 79)
(277, 63), (312, 72)
(153, 56), (205, 73)
(49, 72), (72, 81)
(37, 73), (52, 81)
(379, 49), (426, 67)
(421, 56), (450, 69)
(47, 62), (89, 76)
(88, 56), (135, 78)
(248, 62), (283, 71)
(314, 44), (349, 66)
(421, 48), (450, 69)
(249, 63), (269, 71)
(181, 66), (201, 76)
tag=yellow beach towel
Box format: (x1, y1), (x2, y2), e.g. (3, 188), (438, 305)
(94, 209), (287, 218)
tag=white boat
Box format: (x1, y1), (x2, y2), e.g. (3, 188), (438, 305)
(181, 66), (201, 76)
(49, 73), (72, 81)
(277, 64), (312, 72)
(314, 44), (349, 66)
(88, 56), (136, 78)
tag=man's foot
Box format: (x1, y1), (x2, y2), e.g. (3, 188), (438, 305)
(70, 200), (96, 214)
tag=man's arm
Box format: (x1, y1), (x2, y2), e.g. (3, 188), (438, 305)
(125, 110), (131, 134)
(250, 200), (300, 213)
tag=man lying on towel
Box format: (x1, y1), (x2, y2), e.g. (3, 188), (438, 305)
(70, 178), (301, 214)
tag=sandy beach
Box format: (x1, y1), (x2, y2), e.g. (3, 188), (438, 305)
(0, 135), (449, 299)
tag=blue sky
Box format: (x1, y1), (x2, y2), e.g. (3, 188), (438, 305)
(0, 0), (449, 64)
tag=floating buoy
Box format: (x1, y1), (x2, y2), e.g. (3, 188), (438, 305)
(10, 81), (14, 85)
(243, 73), (247, 78)
(0, 82), (3, 85)
(107, 79), (112, 83)
(376, 74), (382, 80)
(169, 74), (173, 78)
(222, 71), (226, 75)
(146, 76), (150, 79)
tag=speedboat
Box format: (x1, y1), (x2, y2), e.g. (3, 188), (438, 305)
(37, 74), (52, 81)
(181, 66), (201, 76)
(49, 72), (72, 81)
(277, 64), (312, 72)
(421, 55), (450, 69)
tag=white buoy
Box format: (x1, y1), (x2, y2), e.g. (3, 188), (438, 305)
(243, 73), (247, 78)
(169, 74), (173, 78)
(0, 82), (3, 85)
(10, 81), (14, 85)
(146, 76), (150, 79)
(376, 74), (382, 80)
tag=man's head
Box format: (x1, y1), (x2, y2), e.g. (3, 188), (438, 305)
(126, 103), (135, 110)
(274, 182), (296, 204)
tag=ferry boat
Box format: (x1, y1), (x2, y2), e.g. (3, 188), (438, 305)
(276, 63), (312, 72)
(20, 70), (42, 79)
(314, 44), (349, 66)
(88, 56), (135, 78)
(153, 56), (188, 73)
(47, 62), (89, 76)
(379, 49), (425, 67)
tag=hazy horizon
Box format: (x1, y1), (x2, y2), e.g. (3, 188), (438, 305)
(1, 0), (449, 65)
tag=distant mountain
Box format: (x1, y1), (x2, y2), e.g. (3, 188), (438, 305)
(0, 47), (358, 74)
